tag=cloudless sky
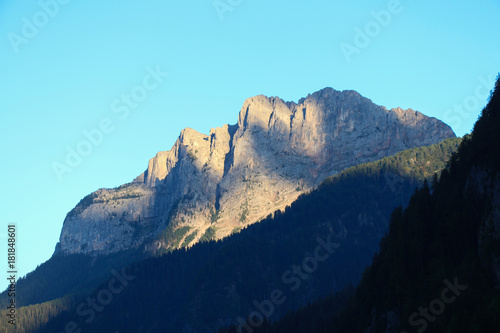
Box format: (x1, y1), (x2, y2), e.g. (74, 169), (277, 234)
(0, 0), (499, 280)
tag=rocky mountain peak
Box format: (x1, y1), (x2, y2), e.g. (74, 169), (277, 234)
(57, 88), (455, 256)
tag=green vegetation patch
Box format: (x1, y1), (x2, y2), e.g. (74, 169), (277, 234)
(160, 225), (192, 250)
(199, 226), (216, 243)
(181, 230), (198, 248)
(239, 201), (249, 223)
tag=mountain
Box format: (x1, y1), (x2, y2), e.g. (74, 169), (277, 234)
(57, 88), (454, 257)
(2, 88), (456, 312)
(18, 137), (459, 333)
(231, 76), (500, 333)
(0, 87), (456, 332)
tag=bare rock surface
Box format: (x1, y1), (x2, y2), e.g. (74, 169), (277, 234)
(57, 88), (455, 255)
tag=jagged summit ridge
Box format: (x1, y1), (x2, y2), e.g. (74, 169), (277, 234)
(57, 88), (455, 256)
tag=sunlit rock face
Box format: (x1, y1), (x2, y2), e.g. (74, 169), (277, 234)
(57, 87), (455, 256)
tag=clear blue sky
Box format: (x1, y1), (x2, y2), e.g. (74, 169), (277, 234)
(0, 0), (499, 279)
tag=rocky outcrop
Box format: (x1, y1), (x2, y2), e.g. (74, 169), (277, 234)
(57, 87), (455, 256)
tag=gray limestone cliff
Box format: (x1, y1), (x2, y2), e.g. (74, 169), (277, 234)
(56, 87), (455, 256)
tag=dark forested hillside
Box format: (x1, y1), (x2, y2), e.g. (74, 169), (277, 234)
(0, 250), (146, 333)
(0, 250), (146, 309)
(18, 137), (460, 333)
(233, 76), (500, 333)
(335, 75), (500, 332)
